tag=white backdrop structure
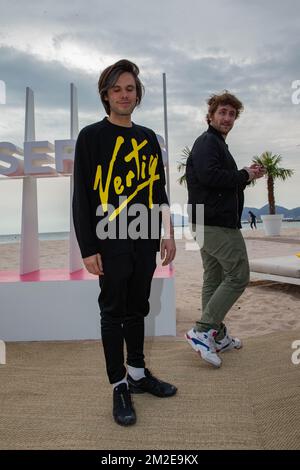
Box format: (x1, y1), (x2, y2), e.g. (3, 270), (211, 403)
(0, 81), (176, 341)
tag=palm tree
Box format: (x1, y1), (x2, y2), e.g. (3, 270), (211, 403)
(177, 146), (191, 186)
(252, 151), (294, 215)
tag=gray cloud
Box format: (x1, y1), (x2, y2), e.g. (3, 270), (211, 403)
(1, 0), (300, 234)
(0, 46), (100, 110)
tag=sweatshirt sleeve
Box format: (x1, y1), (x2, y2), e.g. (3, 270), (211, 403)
(192, 135), (249, 189)
(72, 129), (99, 258)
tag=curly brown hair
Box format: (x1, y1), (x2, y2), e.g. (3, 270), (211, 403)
(98, 59), (144, 115)
(206, 91), (244, 124)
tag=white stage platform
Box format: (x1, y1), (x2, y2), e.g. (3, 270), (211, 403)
(0, 266), (176, 341)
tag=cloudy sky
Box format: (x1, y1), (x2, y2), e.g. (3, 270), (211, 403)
(1, 0), (300, 234)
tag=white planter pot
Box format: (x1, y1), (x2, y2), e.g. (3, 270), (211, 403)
(261, 214), (283, 236)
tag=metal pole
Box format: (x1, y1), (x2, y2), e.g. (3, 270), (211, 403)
(162, 73), (171, 199)
(69, 83), (83, 272)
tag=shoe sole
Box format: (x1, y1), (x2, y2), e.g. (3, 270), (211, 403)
(185, 334), (221, 368)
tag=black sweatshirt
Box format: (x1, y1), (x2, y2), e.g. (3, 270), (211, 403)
(72, 118), (169, 259)
(186, 125), (249, 228)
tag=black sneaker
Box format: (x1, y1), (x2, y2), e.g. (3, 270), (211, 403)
(128, 368), (177, 397)
(113, 383), (136, 426)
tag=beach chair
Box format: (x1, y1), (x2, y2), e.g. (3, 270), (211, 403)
(249, 255), (300, 285)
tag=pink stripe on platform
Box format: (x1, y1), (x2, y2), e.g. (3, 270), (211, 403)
(153, 265), (174, 278)
(0, 265), (174, 283)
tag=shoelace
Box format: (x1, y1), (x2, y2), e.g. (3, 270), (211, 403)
(117, 389), (132, 409)
(120, 393), (126, 408)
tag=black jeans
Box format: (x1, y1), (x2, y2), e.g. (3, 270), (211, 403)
(98, 241), (157, 384)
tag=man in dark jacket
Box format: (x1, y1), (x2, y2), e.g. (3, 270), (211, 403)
(185, 91), (265, 368)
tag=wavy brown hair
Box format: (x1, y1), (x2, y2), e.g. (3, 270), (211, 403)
(98, 59), (144, 115)
(206, 91), (244, 124)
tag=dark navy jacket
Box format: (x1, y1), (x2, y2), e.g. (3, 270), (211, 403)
(186, 125), (249, 229)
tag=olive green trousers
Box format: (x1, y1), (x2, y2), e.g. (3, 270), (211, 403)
(195, 226), (250, 340)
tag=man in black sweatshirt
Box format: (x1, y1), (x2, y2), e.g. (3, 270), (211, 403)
(72, 60), (177, 426)
(185, 91), (265, 368)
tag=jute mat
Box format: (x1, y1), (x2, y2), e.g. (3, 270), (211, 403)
(0, 330), (299, 450)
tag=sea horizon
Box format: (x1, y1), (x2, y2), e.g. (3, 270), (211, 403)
(1, 220), (300, 244)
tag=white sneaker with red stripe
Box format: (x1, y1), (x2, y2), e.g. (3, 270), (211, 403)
(185, 328), (222, 368)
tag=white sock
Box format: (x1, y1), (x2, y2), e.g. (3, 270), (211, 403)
(112, 377), (128, 389)
(127, 365), (145, 381)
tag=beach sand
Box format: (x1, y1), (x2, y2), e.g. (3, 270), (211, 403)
(175, 227), (300, 340)
(0, 228), (299, 340)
